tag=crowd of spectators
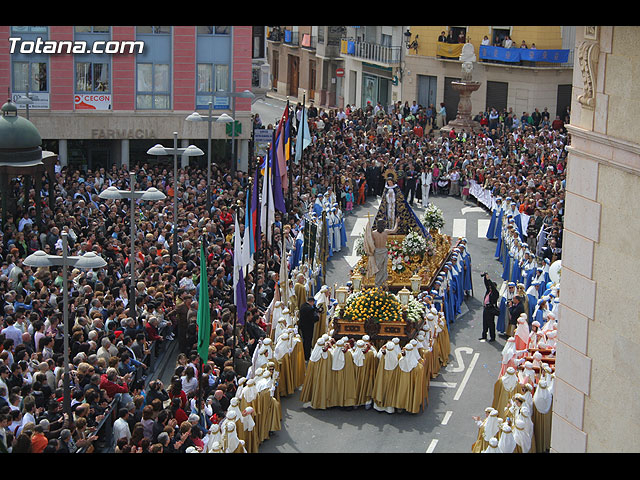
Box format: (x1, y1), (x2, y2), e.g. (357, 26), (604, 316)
(0, 89), (568, 452)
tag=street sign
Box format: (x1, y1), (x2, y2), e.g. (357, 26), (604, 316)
(225, 120), (242, 137)
(336, 68), (344, 77)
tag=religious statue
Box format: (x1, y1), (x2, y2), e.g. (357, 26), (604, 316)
(374, 169), (429, 237)
(459, 42), (476, 82)
(371, 218), (399, 288)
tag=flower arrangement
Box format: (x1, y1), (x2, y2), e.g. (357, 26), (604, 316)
(341, 287), (403, 323)
(425, 238), (437, 257)
(422, 204), (445, 231)
(402, 231), (427, 258)
(405, 295), (426, 325)
(354, 233), (366, 257)
(388, 240), (407, 273)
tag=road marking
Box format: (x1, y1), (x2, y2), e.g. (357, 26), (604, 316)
(344, 241), (361, 268)
(453, 352), (480, 401)
(426, 439), (438, 453)
(430, 381), (457, 388)
(441, 411), (453, 425)
(461, 206), (486, 215)
(452, 218), (466, 239)
(446, 347), (474, 373)
(350, 217), (368, 237)
(477, 218), (490, 238)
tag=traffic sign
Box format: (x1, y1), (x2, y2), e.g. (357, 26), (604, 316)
(336, 68), (344, 77)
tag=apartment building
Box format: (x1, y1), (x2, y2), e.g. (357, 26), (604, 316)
(0, 25), (255, 172)
(268, 25), (575, 122)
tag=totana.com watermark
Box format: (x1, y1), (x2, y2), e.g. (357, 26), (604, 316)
(9, 37), (144, 54)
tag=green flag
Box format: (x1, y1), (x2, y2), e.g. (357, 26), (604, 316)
(196, 242), (210, 363)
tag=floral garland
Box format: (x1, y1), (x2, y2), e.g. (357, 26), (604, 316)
(422, 204), (445, 230)
(341, 287), (403, 323)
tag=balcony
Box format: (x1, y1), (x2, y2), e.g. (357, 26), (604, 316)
(340, 38), (401, 65)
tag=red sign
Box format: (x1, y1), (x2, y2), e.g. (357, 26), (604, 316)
(336, 68), (344, 77)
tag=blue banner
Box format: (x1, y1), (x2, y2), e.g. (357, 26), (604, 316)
(479, 46), (569, 63)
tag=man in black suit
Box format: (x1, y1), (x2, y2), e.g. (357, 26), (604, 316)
(508, 295), (526, 335)
(480, 273), (499, 341)
(298, 296), (319, 360)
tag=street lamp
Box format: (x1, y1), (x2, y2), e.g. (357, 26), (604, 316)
(185, 104), (234, 213)
(15, 83), (34, 120)
(147, 135), (204, 259)
(212, 80), (255, 177)
(23, 233), (107, 417)
(99, 171), (166, 321)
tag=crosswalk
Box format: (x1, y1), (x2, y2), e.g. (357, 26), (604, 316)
(446, 217), (492, 239)
(340, 200), (492, 268)
(349, 215), (492, 240)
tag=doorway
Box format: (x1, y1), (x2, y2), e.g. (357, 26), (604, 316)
(272, 51), (279, 90)
(309, 59), (316, 102)
(417, 74), (437, 111)
(288, 55), (299, 97)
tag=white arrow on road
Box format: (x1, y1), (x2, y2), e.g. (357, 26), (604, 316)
(344, 239), (361, 268)
(461, 206), (486, 215)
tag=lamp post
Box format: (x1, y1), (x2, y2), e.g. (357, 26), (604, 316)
(15, 84), (34, 120)
(23, 233), (107, 417)
(185, 104), (234, 214)
(212, 80), (255, 177)
(147, 135), (204, 259)
(99, 172), (166, 321)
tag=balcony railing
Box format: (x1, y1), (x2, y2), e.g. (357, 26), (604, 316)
(340, 38), (401, 65)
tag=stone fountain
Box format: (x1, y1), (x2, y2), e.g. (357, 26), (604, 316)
(441, 42), (481, 135)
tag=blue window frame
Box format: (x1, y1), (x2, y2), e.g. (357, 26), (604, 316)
(135, 26), (171, 109)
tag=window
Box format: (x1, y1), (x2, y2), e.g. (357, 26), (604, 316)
(13, 61), (48, 92)
(136, 26), (171, 34)
(196, 26), (230, 35)
(11, 26), (47, 33)
(491, 27), (512, 47)
(136, 63), (170, 109)
(76, 62), (110, 92)
(75, 26), (110, 33)
(196, 63), (229, 108)
(252, 26), (265, 59)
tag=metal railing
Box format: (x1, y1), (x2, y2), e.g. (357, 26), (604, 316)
(340, 38), (401, 65)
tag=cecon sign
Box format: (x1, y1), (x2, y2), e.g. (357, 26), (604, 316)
(75, 94), (112, 110)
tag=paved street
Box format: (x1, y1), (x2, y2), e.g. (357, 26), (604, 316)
(258, 181), (508, 453)
(156, 95), (510, 453)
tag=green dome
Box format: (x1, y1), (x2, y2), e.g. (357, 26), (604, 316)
(0, 100), (43, 166)
(0, 100), (42, 149)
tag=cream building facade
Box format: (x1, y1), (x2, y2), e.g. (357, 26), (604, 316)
(554, 25), (640, 453)
(401, 26), (574, 123)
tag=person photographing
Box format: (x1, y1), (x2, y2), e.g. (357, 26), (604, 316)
(480, 272), (499, 342)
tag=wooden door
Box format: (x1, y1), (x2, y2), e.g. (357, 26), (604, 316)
(309, 60), (316, 102)
(272, 51), (279, 89)
(288, 55), (299, 97)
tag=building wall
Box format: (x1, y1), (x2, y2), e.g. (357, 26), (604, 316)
(402, 56), (572, 117)
(0, 26), (254, 169)
(553, 25), (640, 453)
(112, 26), (136, 111)
(409, 25), (564, 57)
